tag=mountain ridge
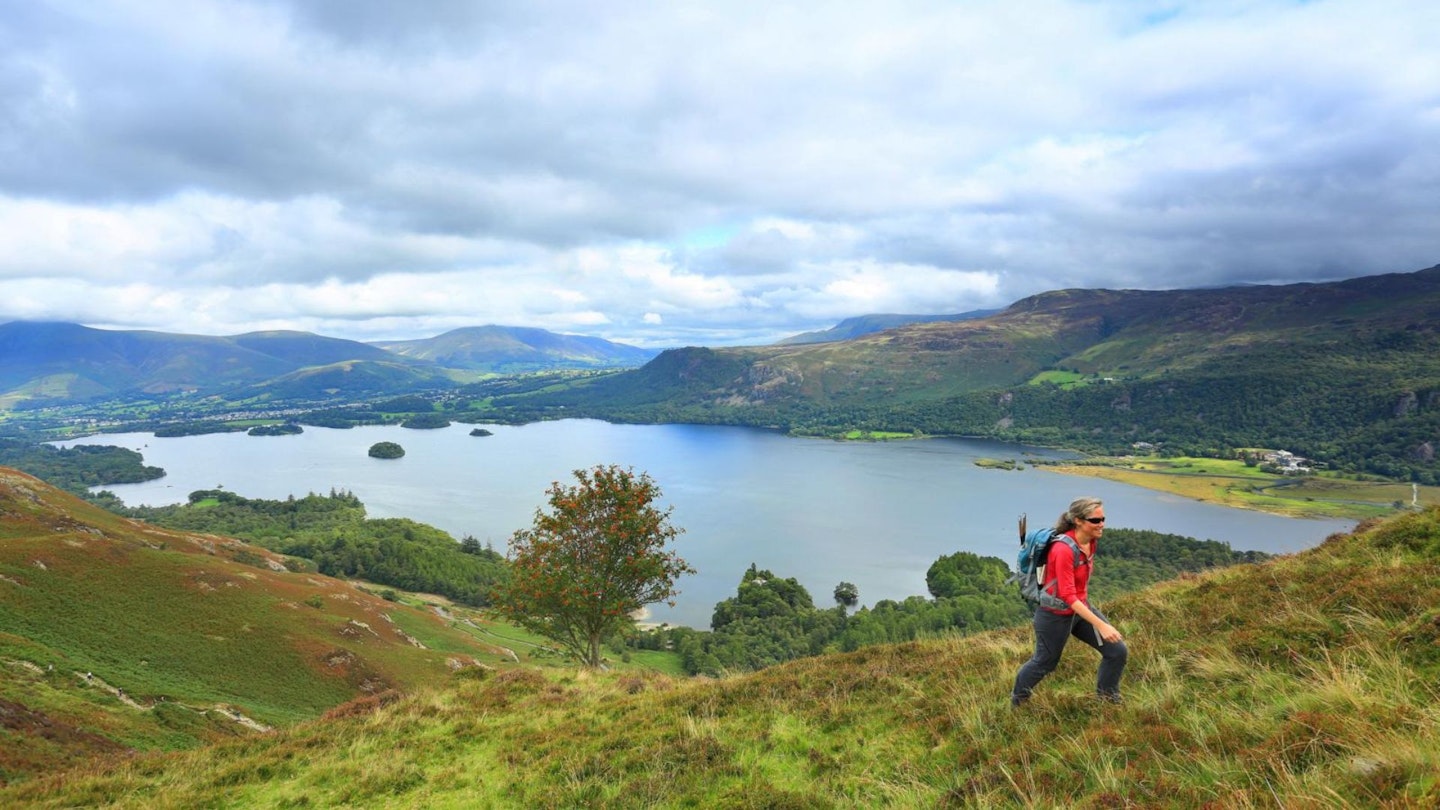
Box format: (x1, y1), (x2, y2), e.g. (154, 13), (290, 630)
(0, 322), (656, 406)
(370, 325), (659, 373)
(484, 263), (1440, 482)
(775, 309), (1001, 345)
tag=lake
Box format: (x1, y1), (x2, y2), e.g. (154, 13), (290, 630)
(56, 420), (1354, 628)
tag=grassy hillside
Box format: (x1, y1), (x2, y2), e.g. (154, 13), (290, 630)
(4, 506), (1436, 807)
(0, 467), (529, 784)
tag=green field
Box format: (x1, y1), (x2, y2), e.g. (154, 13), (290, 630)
(1026, 369), (1089, 388)
(1039, 456), (1437, 519)
(840, 429), (916, 441)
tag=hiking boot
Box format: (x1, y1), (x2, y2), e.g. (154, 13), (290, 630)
(1096, 692), (1123, 704)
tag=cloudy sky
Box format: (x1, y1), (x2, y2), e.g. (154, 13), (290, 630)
(2, 1), (1437, 348)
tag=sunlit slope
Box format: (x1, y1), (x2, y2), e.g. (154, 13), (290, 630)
(531, 263), (1440, 410)
(0, 467), (509, 783)
(6, 507), (1437, 807)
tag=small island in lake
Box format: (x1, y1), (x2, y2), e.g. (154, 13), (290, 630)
(400, 413), (450, 429)
(248, 423), (303, 437)
(470, 428), (493, 437)
(368, 441), (405, 459)
(974, 458), (1023, 470)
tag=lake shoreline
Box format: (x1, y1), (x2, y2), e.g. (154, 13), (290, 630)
(1033, 459), (1431, 521)
(55, 422), (1355, 627)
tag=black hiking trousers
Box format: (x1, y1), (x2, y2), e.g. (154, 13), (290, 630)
(1012, 604), (1127, 704)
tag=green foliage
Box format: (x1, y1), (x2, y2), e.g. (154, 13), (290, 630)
(838, 593), (1030, 652)
(246, 423), (303, 436)
(491, 465), (694, 667)
(377, 395), (435, 413)
(297, 408), (389, 428)
(644, 527), (1269, 676)
(925, 551), (1011, 599)
(400, 413), (450, 429)
(710, 564), (815, 629)
(121, 489), (506, 606)
(1087, 527), (1273, 601)
(832, 581), (859, 607)
(367, 441), (405, 459)
(0, 439), (164, 498)
(153, 421), (247, 438)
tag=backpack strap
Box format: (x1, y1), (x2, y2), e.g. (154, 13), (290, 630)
(1038, 535), (1086, 610)
(1049, 534), (1084, 568)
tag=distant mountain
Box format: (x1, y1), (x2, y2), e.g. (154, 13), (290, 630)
(483, 263), (1440, 481)
(0, 322), (296, 400)
(776, 309), (1001, 345)
(228, 330), (401, 366)
(0, 323), (654, 407)
(520, 264), (1440, 408)
(0, 322), (439, 405)
(371, 325), (659, 373)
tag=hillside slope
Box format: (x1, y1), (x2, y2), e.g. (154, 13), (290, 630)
(535, 264), (1440, 410)
(776, 309), (999, 345)
(0, 467), (515, 784)
(491, 264), (1440, 481)
(0, 323), (419, 403)
(372, 326), (659, 373)
(4, 507), (1436, 807)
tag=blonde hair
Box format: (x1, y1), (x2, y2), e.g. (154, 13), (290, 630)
(1053, 496), (1103, 534)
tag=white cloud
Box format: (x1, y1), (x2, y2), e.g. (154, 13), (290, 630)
(0, 0), (1436, 346)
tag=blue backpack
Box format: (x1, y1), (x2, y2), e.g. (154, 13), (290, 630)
(1009, 514), (1082, 611)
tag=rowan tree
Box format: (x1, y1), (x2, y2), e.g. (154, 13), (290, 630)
(492, 464), (693, 667)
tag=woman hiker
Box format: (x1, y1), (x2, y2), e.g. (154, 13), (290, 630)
(1011, 496), (1128, 706)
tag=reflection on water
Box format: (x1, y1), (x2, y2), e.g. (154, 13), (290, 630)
(58, 420), (1354, 628)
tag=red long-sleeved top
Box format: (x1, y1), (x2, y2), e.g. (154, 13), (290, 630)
(1042, 531), (1094, 615)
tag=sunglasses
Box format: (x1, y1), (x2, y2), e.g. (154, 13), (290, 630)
(1082, 516), (1106, 524)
